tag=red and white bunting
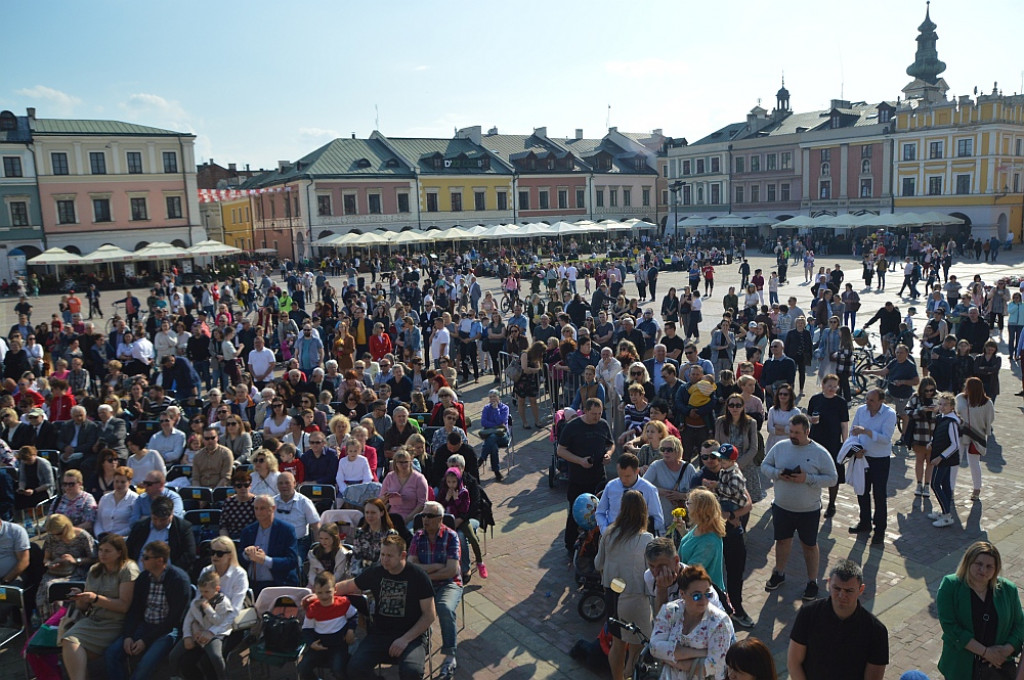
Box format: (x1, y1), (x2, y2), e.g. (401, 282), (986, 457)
(198, 186), (293, 203)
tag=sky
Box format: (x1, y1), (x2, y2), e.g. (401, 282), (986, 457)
(3, 0), (1022, 169)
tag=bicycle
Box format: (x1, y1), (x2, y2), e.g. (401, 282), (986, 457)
(500, 289), (519, 314)
(608, 617), (661, 680)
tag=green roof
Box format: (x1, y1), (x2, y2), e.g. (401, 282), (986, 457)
(31, 118), (189, 137)
(244, 138), (413, 188)
(384, 137), (507, 174)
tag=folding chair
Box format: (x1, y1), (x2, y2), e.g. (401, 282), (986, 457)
(134, 420), (161, 437)
(320, 509), (362, 542)
(25, 580), (86, 674)
(211, 486), (236, 508)
(179, 486), (213, 511)
(166, 464), (193, 483)
(184, 509), (222, 544)
(298, 483), (336, 514)
(0, 584), (31, 677)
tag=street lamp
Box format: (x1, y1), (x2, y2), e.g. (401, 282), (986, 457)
(669, 180), (686, 245)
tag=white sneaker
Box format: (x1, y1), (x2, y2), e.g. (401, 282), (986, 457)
(927, 511), (941, 520)
(933, 514), (955, 528)
(920, 485), (930, 497)
(914, 483), (924, 496)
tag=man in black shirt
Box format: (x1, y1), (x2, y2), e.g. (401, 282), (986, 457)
(338, 534), (436, 679)
(862, 301), (901, 354)
(807, 375), (849, 518)
(788, 559), (888, 680)
(556, 399), (614, 555)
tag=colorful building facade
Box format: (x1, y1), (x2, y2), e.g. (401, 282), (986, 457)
(0, 110), (45, 281)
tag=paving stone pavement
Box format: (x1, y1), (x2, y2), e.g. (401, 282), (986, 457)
(3, 247), (1024, 678)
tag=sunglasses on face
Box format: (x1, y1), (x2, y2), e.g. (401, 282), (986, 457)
(659, 446), (676, 453)
(203, 436), (217, 441)
(211, 550), (230, 558)
(690, 590), (715, 602)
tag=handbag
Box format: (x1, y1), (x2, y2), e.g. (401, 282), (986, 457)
(964, 407), (986, 455)
(504, 358), (523, 384)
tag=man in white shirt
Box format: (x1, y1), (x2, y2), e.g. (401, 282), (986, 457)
(148, 411), (186, 465)
(429, 316), (450, 369)
(246, 335), (277, 389)
(273, 471), (320, 553)
(566, 264), (578, 293)
(847, 388), (897, 546)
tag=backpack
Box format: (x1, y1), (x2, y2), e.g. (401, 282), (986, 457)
(261, 601), (303, 654)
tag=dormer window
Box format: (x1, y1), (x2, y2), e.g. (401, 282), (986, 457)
(355, 158), (371, 169)
(830, 114), (841, 129)
(546, 157), (555, 170)
(879, 109), (891, 124)
(431, 156), (443, 170)
(385, 158), (400, 168)
(527, 158), (536, 171)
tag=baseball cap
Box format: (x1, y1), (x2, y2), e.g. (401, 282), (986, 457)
(748, 321), (758, 328)
(714, 443), (739, 461)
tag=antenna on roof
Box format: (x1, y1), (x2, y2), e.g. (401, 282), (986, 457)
(606, 104), (611, 129)
(839, 44), (845, 100)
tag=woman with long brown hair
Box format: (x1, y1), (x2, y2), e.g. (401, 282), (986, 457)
(954, 376), (995, 502)
(594, 489), (654, 680)
(715, 394), (760, 501)
(515, 341), (546, 429)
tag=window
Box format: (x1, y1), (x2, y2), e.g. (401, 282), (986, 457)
(819, 181), (831, 199)
(57, 200), (76, 224)
(51, 152), (69, 175)
(93, 198), (111, 222)
(1016, 174), (1021, 193)
(496, 191), (507, 211)
(780, 183), (790, 201)
(596, 190), (604, 208)
(830, 115), (841, 129)
(709, 185), (720, 205)
(10, 201), (28, 227)
(682, 160), (691, 175)
(682, 185), (692, 205)
(696, 159), (705, 174)
(861, 159), (871, 174)
(766, 154), (777, 171)
(538, 190), (549, 210)
(861, 145), (873, 159)
(89, 152), (106, 175)
(284, 196), (291, 218)
(957, 139), (973, 157)
(780, 152), (792, 170)
(710, 157), (720, 173)
(749, 156), (760, 172)
(734, 157), (745, 174)
(860, 179), (873, 198)
(879, 108), (892, 124)
(767, 184), (776, 202)
(3, 157), (23, 177)
(425, 193), (438, 213)
(928, 176), (943, 195)
(903, 144), (917, 161)
(343, 194), (357, 215)
(166, 196), (182, 219)
(955, 174), (971, 194)
(820, 149), (831, 162)
(609, 189), (618, 207)
(475, 190), (486, 211)
(557, 190), (567, 210)
(1017, 139), (1023, 156)
(368, 194), (382, 214)
(623, 189), (631, 207)
(642, 188), (650, 207)
(661, 190), (668, 205)
(130, 197), (148, 220)
(317, 195), (332, 216)
(162, 151), (178, 173)
(929, 141), (943, 159)
(735, 186), (744, 203)
(398, 193), (410, 213)
(126, 152), (143, 174)
(269, 197), (275, 219)
(450, 192), (462, 212)
(518, 191), (530, 210)
(750, 185), (760, 203)
(821, 162), (831, 177)
(576, 189), (585, 208)
(293, 196), (299, 217)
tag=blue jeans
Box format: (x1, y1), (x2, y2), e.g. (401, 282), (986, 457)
(479, 432), (510, 472)
(932, 464), (953, 514)
(347, 632), (425, 679)
(433, 582), (463, 656)
(105, 630), (180, 680)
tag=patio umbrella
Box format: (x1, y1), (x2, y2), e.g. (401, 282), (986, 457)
(707, 214), (749, 228)
(516, 223), (554, 237)
(547, 221), (583, 235)
(433, 226), (472, 241)
(188, 240), (244, 256)
(78, 244), (135, 263)
(480, 224), (521, 240)
(132, 242), (192, 261)
(918, 211), (965, 226)
(27, 247), (83, 266)
(772, 216), (818, 229)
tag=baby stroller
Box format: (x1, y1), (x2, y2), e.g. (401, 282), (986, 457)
(548, 408), (573, 488)
(574, 526), (606, 621)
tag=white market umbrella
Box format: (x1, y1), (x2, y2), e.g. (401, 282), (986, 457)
(707, 214), (748, 228)
(480, 224), (521, 240)
(132, 241), (192, 261)
(547, 221), (583, 235)
(772, 215), (818, 229)
(918, 211), (965, 226)
(433, 226), (472, 241)
(188, 240), (244, 256)
(606, 221), (635, 232)
(27, 247), (83, 266)
(516, 222), (554, 236)
(391, 230), (434, 244)
(78, 244), (135, 263)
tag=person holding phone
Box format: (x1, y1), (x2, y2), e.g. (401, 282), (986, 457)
(761, 413), (838, 601)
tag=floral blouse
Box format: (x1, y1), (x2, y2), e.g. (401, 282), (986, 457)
(650, 600), (734, 680)
(52, 492), (98, 528)
(350, 526), (398, 575)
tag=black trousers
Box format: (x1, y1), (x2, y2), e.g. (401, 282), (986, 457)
(857, 456), (891, 532)
(459, 338), (479, 380)
(722, 518), (748, 615)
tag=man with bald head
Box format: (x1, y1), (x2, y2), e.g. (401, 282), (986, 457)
(57, 405), (100, 470)
(239, 494), (300, 593)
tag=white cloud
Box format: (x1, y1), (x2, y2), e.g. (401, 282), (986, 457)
(414, 65), (430, 72)
(14, 85), (82, 116)
(298, 127), (341, 139)
(120, 92), (195, 134)
(604, 58), (690, 79)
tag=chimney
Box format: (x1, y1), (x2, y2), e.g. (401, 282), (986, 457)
(652, 129), (663, 137)
(209, 158), (214, 167)
(486, 126), (498, 136)
(534, 127), (547, 138)
(575, 129), (583, 140)
(351, 133), (356, 139)
(609, 126), (618, 133)
(245, 164), (250, 172)
(277, 160), (290, 171)
(26, 107), (35, 120)
(228, 163), (237, 172)
(830, 99), (851, 110)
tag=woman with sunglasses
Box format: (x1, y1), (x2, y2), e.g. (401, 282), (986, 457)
(86, 449), (121, 504)
(644, 435), (697, 529)
(650, 562), (735, 680)
(198, 536), (249, 611)
(262, 400), (293, 439)
(906, 377), (940, 499)
(223, 417), (253, 463)
(715, 394), (760, 502)
(220, 469), (257, 539)
(379, 448), (428, 524)
(249, 449), (280, 497)
(764, 384), (799, 454)
(594, 489), (654, 680)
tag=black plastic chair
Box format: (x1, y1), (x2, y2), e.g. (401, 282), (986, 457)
(298, 483), (337, 514)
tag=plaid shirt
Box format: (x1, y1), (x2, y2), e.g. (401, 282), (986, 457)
(410, 524), (461, 587)
(144, 572), (170, 625)
(67, 369), (91, 395)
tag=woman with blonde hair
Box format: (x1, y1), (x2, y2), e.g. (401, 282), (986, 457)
(198, 535), (249, 611)
(404, 433), (429, 473)
(326, 413), (352, 449)
(645, 435), (698, 522)
(37, 513), (95, 618)
(676, 488), (727, 595)
(625, 420), (669, 473)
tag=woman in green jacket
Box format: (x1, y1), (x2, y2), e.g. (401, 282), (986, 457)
(936, 541), (1024, 679)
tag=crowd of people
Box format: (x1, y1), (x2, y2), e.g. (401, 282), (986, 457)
(0, 229), (1016, 679)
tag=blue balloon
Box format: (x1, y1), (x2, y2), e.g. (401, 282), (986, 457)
(572, 493), (599, 531)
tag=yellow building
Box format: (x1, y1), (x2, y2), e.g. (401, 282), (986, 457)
(220, 197), (253, 250)
(893, 7), (1024, 241)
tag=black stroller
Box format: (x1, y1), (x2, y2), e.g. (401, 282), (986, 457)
(573, 526), (606, 621)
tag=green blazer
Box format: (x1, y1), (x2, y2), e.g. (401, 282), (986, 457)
(937, 574), (1024, 679)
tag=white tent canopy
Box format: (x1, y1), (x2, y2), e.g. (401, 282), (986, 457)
(27, 247), (83, 266)
(77, 244), (135, 264)
(480, 224), (521, 239)
(188, 240), (244, 256)
(133, 242), (192, 261)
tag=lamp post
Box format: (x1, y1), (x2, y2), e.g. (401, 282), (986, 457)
(669, 180), (685, 245)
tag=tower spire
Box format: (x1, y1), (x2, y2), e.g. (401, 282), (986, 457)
(776, 72), (790, 112)
(906, 0), (946, 85)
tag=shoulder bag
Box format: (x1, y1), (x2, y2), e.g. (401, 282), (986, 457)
(974, 593), (1018, 680)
